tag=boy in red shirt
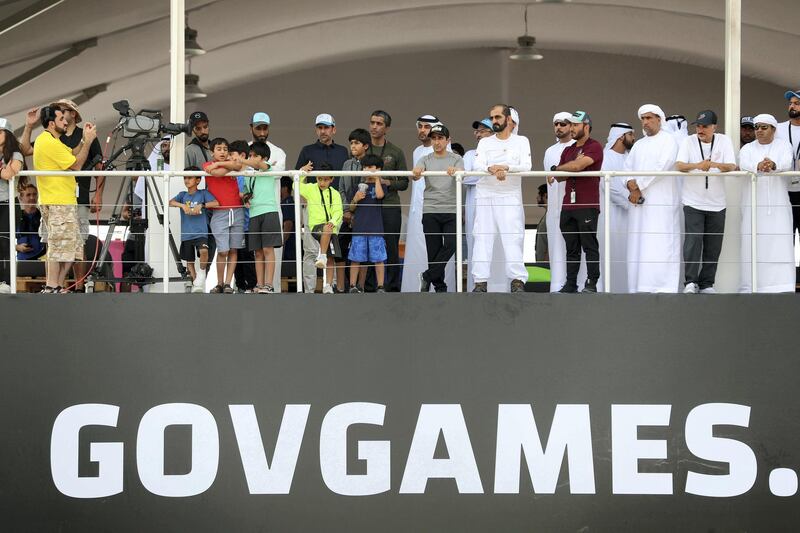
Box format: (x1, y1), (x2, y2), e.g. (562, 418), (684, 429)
(203, 137), (266, 293)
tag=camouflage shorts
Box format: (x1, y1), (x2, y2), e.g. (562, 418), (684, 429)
(41, 204), (83, 262)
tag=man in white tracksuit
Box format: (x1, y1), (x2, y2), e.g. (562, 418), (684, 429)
(624, 104), (680, 293)
(599, 122), (635, 293)
(471, 104), (532, 293)
(543, 111), (575, 292)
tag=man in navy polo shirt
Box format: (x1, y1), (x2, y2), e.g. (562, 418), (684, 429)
(295, 113), (350, 186)
(552, 111), (604, 294)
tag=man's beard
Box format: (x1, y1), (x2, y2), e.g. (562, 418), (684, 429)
(54, 125), (66, 135)
(623, 137), (634, 150)
(161, 150), (171, 161)
(197, 134), (209, 143)
(492, 119), (506, 133)
(253, 134), (267, 143)
(789, 109), (800, 119)
(572, 128), (585, 141)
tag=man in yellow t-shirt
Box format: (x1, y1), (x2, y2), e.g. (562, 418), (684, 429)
(32, 106), (96, 292)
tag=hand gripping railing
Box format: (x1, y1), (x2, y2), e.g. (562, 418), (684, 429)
(8, 169), (797, 294)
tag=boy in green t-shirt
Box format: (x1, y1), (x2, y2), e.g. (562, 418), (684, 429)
(297, 162), (343, 293)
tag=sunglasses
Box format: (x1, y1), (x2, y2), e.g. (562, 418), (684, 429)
(554, 121), (569, 127)
(755, 125), (772, 131)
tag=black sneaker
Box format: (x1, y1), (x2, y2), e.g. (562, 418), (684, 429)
(418, 272), (431, 293)
(472, 282), (487, 293)
(558, 284), (578, 293)
(510, 279), (526, 293)
(582, 279), (598, 293)
(376, 286), (386, 293)
(349, 286), (363, 294)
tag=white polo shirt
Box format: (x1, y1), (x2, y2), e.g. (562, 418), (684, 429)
(677, 133), (736, 212)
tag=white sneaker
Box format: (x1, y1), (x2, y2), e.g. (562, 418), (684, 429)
(314, 254), (327, 269)
(191, 284), (204, 293)
(683, 282), (699, 294)
(699, 287), (717, 294)
(0, 282), (10, 294)
(322, 284), (334, 294)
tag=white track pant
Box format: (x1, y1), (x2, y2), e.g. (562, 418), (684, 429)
(471, 194), (528, 284)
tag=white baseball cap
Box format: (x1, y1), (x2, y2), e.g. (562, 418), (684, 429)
(0, 117), (13, 133)
(315, 113), (335, 126)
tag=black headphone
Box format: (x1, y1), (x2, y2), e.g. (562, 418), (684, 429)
(40, 106), (58, 129)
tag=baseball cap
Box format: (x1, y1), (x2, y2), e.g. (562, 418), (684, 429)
(50, 98), (82, 123)
(472, 118), (493, 130)
(553, 112), (572, 123)
(251, 112), (270, 126)
(189, 111), (209, 126)
(567, 110), (592, 126)
(0, 117), (13, 133)
(691, 110), (718, 126)
(315, 113), (335, 126)
(784, 90), (800, 101)
(428, 124), (450, 138)
(740, 116), (755, 127)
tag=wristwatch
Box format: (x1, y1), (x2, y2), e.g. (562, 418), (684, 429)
(550, 165), (557, 171)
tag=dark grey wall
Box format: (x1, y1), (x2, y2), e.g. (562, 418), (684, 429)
(2, 294), (799, 532)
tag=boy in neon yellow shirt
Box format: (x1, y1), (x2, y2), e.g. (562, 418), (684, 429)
(296, 162), (342, 293)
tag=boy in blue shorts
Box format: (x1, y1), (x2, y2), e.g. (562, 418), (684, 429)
(348, 154), (386, 293)
(169, 168), (218, 292)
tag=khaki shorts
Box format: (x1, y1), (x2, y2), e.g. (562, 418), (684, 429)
(41, 204), (83, 262)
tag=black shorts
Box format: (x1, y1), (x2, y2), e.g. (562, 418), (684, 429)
(311, 223), (342, 259)
(249, 212), (283, 251)
(180, 237), (209, 261)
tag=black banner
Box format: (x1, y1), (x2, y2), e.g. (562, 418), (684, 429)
(1, 294), (799, 532)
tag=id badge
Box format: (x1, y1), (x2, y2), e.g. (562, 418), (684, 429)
(570, 189), (576, 204)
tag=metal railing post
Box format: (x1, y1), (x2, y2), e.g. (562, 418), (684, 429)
(162, 171), (170, 293)
(8, 176), (16, 294)
(455, 171), (464, 293)
(603, 172), (611, 293)
(750, 172), (758, 293)
(293, 171), (302, 293)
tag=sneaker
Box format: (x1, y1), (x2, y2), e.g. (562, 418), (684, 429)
(376, 286), (386, 293)
(419, 272), (431, 293)
(0, 281), (11, 294)
(472, 282), (487, 293)
(258, 284), (274, 294)
(349, 286), (363, 294)
(323, 284), (334, 294)
(581, 279), (598, 294)
(223, 284), (234, 294)
(434, 285), (448, 293)
(510, 279), (526, 293)
(191, 284), (204, 294)
(683, 282), (699, 294)
(699, 286), (717, 294)
(558, 284), (578, 294)
(314, 254), (327, 269)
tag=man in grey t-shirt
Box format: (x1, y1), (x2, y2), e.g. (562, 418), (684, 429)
(185, 111), (212, 169)
(411, 124), (464, 292)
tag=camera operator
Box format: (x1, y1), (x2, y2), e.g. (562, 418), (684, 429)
(21, 100), (104, 292)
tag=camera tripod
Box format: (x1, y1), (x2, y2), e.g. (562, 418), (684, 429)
(85, 137), (192, 293)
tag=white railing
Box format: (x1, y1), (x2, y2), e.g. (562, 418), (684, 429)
(6, 169), (797, 294)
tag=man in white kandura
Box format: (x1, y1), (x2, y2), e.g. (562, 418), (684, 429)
(543, 111), (575, 292)
(471, 104), (532, 293)
(739, 113), (795, 293)
(624, 104), (680, 293)
(599, 122), (635, 293)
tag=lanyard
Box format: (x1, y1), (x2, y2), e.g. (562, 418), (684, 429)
(788, 125), (800, 170)
(698, 135), (716, 189)
(318, 186), (332, 222)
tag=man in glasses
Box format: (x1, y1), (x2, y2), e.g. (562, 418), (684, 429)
(543, 112), (574, 292)
(675, 110), (737, 295)
(739, 114), (795, 293)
